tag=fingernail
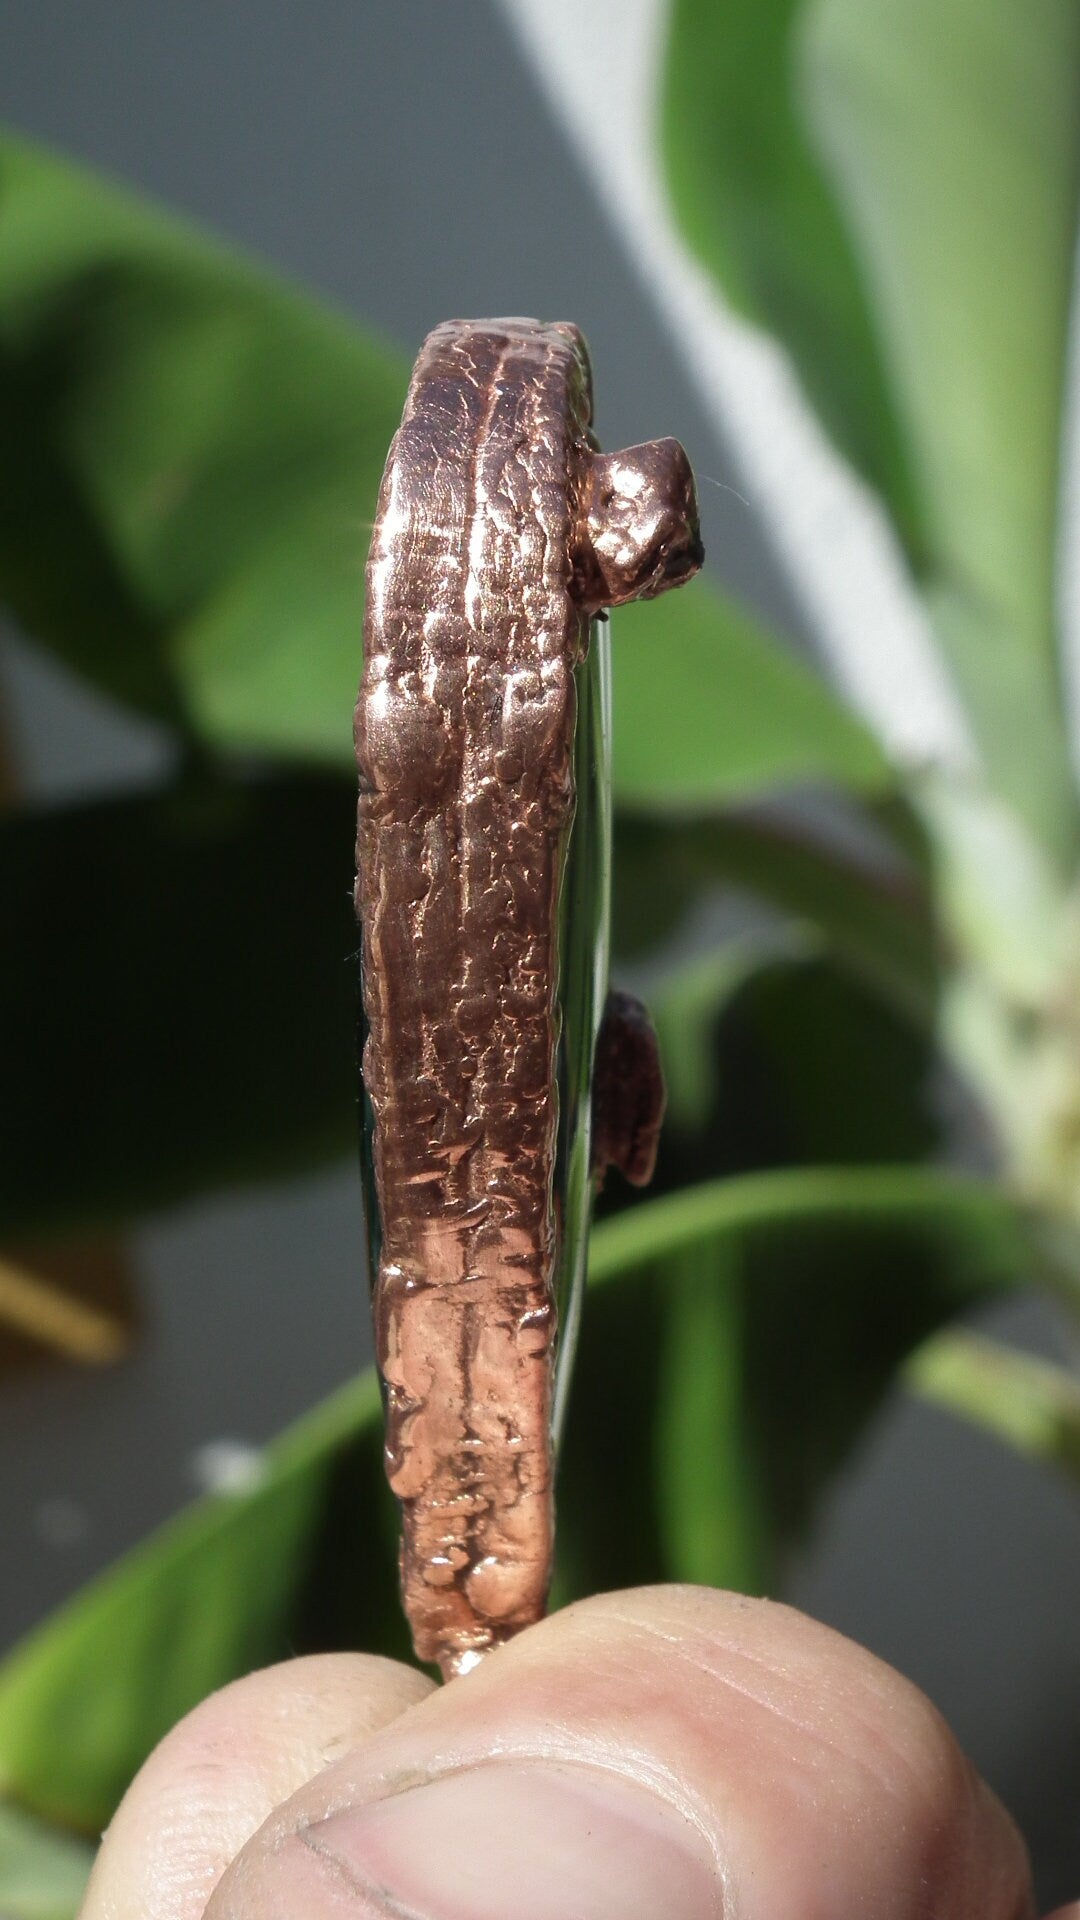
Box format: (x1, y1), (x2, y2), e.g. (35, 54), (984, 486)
(301, 1758), (718, 1919)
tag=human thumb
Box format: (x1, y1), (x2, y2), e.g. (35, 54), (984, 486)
(208, 1587), (1033, 1920)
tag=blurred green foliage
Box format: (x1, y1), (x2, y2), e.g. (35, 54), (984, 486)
(4, 1), (1080, 1907)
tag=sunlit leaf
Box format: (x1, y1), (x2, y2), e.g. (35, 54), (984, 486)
(664, 0), (1080, 860)
(0, 128), (406, 758)
(0, 130), (895, 827)
(662, 0), (923, 550)
(612, 579), (889, 808)
(801, 0), (1080, 842)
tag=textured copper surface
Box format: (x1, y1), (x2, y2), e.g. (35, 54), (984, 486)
(355, 318), (701, 1677)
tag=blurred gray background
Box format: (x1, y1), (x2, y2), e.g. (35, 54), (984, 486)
(2, 0), (1079, 1903)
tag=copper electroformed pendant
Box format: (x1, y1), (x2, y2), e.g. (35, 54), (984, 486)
(355, 319), (702, 1678)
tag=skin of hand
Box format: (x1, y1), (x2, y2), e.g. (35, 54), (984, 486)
(78, 1585), (1075, 1920)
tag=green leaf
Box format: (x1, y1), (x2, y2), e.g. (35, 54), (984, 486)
(0, 128), (406, 756)
(0, 1373), (394, 1832)
(630, 871), (928, 1151)
(555, 1237), (777, 1609)
(799, 0), (1080, 858)
(0, 130), (891, 810)
(612, 578), (890, 808)
(653, 1239), (767, 1590)
(612, 805), (939, 1028)
(0, 768), (358, 1240)
(0, 124), (898, 820)
(589, 1164), (1025, 1288)
(717, 956), (941, 1169)
(916, 769), (1068, 1009)
(581, 1163), (1031, 1566)
(662, 0), (924, 551)
(663, 2), (1080, 861)
(907, 1326), (1080, 1479)
(648, 922), (818, 1132)
(0, 1164), (1030, 1835)
(0, 1804), (93, 1920)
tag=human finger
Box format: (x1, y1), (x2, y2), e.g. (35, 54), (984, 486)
(78, 1652), (433, 1920)
(207, 1585), (1034, 1920)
